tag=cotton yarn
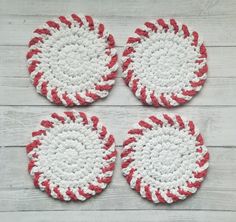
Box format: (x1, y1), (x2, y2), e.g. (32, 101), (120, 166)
(26, 112), (116, 201)
(27, 14), (118, 106)
(121, 114), (209, 204)
(122, 18), (208, 107)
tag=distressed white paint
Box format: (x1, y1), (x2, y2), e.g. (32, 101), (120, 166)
(0, 0), (236, 220)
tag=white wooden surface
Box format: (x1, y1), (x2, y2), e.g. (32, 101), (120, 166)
(0, 0), (236, 221)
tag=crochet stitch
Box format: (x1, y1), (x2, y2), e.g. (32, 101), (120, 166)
(121, 114), (209, 204)
(122, 19), (208, 107)
(27, 14), (118, 106)
(26, 112), (116, 201)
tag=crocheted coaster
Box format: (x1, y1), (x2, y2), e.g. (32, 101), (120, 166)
(121, 114), (209, 204)
(27, 14), (118, 106)
(26, 112), (116, 201)
(122, 19), (208, 107)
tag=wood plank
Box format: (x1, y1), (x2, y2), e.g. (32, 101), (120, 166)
(0, 147), (235, 211)
(1, 0), (236, 17)
(0, 45), (236, 106)
(1, 77), (236, 106)
(1, 45), (236, 78)
(0, 146), (235, 191)
(0, 106), (236, 147)
(0, 0), (235, 216)
(1, 15), (236, 46)
(0, 210), (235, 222)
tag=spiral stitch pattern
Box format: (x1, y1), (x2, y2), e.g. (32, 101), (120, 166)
(121, 114), (209, 204)
(122, 18), (208, 107)
(27, 14), (118, 106)
(26, 112), (116, 201)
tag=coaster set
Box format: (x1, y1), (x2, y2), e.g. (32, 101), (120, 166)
(121, 114), (209, 204)
(27, 14), (118, 106)
(122, 19), (207, 107)
(26, 111), (116, 201)
(25, 15), (209, 204)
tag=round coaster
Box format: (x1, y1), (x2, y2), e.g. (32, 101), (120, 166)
(121, 114), (209, 204)
(26, 14), (118, 106)
(122, 18), (208, 107)
(26, 112), (116, 201)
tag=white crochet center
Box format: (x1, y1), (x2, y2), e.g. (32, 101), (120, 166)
(35, 122), (106, 189)
(133, 126), (198, 190)
(132, 31), (199, 94)
(35, 25), (110, 93)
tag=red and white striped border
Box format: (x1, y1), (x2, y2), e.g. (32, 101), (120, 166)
(121, 114), (209, 204)
(26, 111), (117, 201)
(122, 18), (208, 108)
(26, 14), (118, 106)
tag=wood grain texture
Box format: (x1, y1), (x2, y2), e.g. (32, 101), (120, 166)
(0, 0), (236, 220)
(1, 106), (236, 147)
(0, 147), (235, 212)
(1, 147), (235, 191)
(0, 46), (236, 106)
(1, 77), (236, 106)
(1, 14), (236, 46)
(1, 46), (236, 78)
(1, 211), (236, 222)
(1, 0), (236, 17)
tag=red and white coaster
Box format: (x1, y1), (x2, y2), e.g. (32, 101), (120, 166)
(26, 112), (116, 201)
(27, 14), (118, 106)
(121, 114), (209, 204)
(122, 19), (208, 107)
